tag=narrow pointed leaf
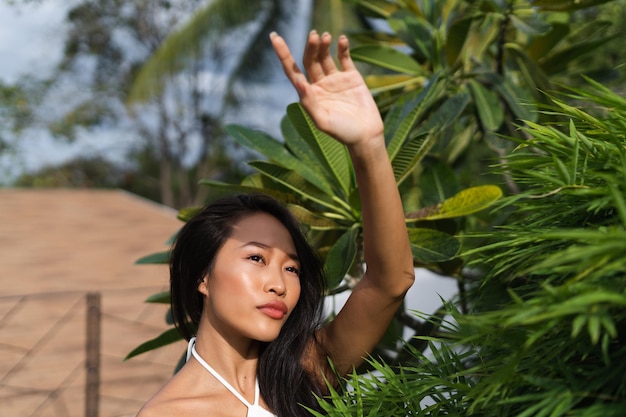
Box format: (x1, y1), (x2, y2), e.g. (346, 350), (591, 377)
(540, 33), (619, 76)
(364, 74), (426, 95)
(531, 0), (614, 11)
(384, 73), (445, 161)
(415, 92), (470, 136)
(135, 251), (170, 265)
(177, 206), (202, 222)
(280, 116), (336, 195)
(287, 103), (353, 197)
(421, 185), (503, 220)
(526, 22), (570, 61)
(350, 44), (424, 74)
(199, 178), (303, 205)
(505, 43), (552, 95)
(225, 124), (287, 159)
(493, 76), (537, 122)
(388, 10), (433, 61)
(287, 204), (340, 230)
(324, 227), (359, 288)
(468, 80), (504, 132)
(145, 291), (170, 304)
(408, 228), (460, 263)
(226, 123), (335, 195)
(393, 132), (437, 184)
(248, 161), (350, 217)
(125, 327), (182, 360)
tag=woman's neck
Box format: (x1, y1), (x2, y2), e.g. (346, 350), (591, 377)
(193, 321), (262, 388)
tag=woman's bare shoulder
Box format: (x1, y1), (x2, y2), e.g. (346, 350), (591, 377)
(136, 375), (196, 417)
(136, 363), (245, 417)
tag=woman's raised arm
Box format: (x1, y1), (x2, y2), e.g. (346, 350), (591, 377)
(271, 31), (415, 377)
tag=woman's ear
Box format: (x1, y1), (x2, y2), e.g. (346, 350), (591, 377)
(197, 276), (209, 296)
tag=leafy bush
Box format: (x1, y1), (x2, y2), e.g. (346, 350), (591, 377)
(313, 79), (626, 416)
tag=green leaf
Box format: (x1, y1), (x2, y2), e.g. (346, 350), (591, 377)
(225, 124), (289, 162)
(420, 160), (460, 207)
(324, 227), (359, 289)
(388, 10), (433, 62)
(135, 251), (170, 265)
(587, 314), (601, 344)
(526, 22), (570, 61)
(364, 74), (426, 95)
(468, 79), (504, 132)
(198, 179), (298, 204)
(393, 132), (437, 185)
(445, 16), (473, 66)
(530, 0), (615, 12)
(177, 206), (202, 222)
(505, 43), (552, 96)
(415, 92), (470, 136)
(421, 185), (503, 220)
(408, 228), (460, 263)
(384, 75), (448, 179)
(384, 74), (445, 161)
(458, 13), (502, 67)
(125, 327), (182, 360)
(145, 291), (170, 304)
(540, 33), (620, 76)
(509, 14), (551, 36)
(350, 44), (424, 74)
(248, 161), (352, 218)
(287, 204), (340, 230)
(287, 103), (353, 198)
(493, 75), (537, 122)
(226, 124), (335, 196)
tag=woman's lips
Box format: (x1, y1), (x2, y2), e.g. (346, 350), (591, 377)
(257, 301), (288, 319)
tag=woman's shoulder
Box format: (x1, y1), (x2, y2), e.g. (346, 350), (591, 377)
(136, 362), (249, 417)
(136, 376), (197, 417)
(137, 383), (226, 417)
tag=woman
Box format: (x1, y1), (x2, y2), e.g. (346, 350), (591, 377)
(138, 30), (415, 417)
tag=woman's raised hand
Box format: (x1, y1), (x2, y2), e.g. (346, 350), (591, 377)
(270, 31), (384, 149)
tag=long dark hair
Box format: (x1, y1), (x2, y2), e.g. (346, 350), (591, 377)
(169, 194), (326, 416)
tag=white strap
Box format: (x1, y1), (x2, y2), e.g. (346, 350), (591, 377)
(187, 337), (258, 408)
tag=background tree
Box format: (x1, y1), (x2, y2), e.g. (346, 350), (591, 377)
(11, 0), (308, 207)
(0, 76), (46, 183)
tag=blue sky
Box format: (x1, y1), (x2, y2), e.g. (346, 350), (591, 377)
(0, 1), (68, 83)
(0, 0), (132, 181)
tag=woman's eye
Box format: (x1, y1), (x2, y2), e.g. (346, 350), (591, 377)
(286, 266), (300, 276)
(248, 255), (264, 263)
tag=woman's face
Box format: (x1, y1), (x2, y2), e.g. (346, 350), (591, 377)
(198, 212), (302, 343)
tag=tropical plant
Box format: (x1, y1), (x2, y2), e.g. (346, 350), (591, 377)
(127, 73), (502, 364)
(341, 0), (621, 190)
(309, 78), (626, 416)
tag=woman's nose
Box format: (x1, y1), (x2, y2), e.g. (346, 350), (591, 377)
(263, 271), (286, 296)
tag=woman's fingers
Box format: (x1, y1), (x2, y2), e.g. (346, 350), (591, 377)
(337, 35), (355, 72)
(303, 30), (325, 82)
(304, 31), (342, 80)
(271, 30), (354, 97)
(270, 32), (307, 96)
(319, 32), (337, 75)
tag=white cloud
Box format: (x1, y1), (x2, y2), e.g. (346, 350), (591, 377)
(0, 1), (73, 83)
